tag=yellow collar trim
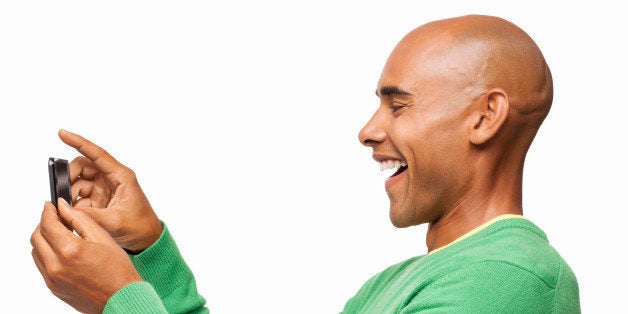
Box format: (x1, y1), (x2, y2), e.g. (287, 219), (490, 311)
(428, 214), (525, 255)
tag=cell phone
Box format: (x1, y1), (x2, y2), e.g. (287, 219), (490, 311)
(48, 157), (73, 207)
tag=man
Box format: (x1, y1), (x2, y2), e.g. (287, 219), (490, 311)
(31, 14), (580, 313)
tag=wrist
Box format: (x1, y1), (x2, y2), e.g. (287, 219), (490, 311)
(127, 220), (164, 254)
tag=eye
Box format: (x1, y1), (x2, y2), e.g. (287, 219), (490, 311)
(390, 102), (406, 113)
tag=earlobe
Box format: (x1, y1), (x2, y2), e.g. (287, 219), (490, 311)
(469, 89), (510, 145)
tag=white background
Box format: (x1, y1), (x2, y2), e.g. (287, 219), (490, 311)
(1, 1), (626, 313)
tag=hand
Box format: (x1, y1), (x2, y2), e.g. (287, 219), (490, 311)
(31, 199), (143, 313)
(60, 129), (162, 252)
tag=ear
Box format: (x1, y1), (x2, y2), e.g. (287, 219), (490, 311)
(469, 89), (510, 145)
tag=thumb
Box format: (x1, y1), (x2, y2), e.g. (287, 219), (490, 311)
(73, 205), (117, 233)
(56, 198), (115, 244)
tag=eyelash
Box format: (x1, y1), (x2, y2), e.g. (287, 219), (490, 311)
(390, 103), (405, 112)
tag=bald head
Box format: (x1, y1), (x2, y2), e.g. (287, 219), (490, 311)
(360, 14), (578, 282)
(361, 15), (553, 230)
(384, 14), (552, 123)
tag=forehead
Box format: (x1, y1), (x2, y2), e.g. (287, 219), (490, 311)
(377, 30), (485, 97)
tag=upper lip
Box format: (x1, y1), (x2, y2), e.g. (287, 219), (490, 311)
(372, 153), (405, 163)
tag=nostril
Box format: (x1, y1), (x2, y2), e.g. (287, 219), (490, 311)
(359, 120), (386, 146)
(360, 128), (386, 146)
(362, 138), (381, 147)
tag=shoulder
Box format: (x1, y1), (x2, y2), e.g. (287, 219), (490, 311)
(404, 218), (580, 312)
(340, 255), (426, 313)
(402, 261), (564, 313)
(356, 255), (425, 293)
(342, 219), (580, 313)
(433, 218), (575, 288)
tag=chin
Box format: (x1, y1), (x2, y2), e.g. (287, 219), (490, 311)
(390, 219), (413, 228)
(389, 201), (429, 228)
(389, 209), (417, 228)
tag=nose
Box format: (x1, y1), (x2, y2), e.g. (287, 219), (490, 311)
(358, 107), (387, 147)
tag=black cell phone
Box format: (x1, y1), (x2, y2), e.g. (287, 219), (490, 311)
(48, 157), (73, 207)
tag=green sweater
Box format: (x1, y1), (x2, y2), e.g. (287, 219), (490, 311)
(105, 217), (579, 313)
(104, 224), (208, 313)
(341, 217), (580, 313)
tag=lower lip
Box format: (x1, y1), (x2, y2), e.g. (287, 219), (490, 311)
(385, 169), (406, 190)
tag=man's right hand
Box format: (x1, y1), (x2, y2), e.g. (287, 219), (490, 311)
(59, 129), (163, 253)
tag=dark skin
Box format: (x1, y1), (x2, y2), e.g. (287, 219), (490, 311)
(31, 129), (162, 312)
(61, 130), (162, 253)
(359, 15), (552, 251)
(31, 14), (553, 312)
(31, 199), (143, 313)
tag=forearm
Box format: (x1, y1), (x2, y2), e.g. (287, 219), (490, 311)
(105, 222), (209, 314)
(104, 282), (168, 313)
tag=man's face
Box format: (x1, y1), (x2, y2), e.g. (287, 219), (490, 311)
(358, 36), (478, 228)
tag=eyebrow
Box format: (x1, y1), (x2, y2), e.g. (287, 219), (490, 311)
(376, 86), (413, 97)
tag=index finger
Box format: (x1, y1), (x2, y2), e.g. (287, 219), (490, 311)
(38, 201), (77, 252)
(58, 129), (122, 176)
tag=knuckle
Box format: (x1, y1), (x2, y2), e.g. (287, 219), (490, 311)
(122, 166), (137, 181)
(59, 242), (81, 259)
(38, 224), (51, 240)
(71, 156), (90, 167)
(46, 263), (64, 281)
(45, 277), (57, 291)
(108, 216), (124, 233)
(30, 230), (38, 246)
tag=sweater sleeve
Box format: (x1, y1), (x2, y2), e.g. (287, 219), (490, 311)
(104, 223), (209, 314)
(400, 261), (563, 314)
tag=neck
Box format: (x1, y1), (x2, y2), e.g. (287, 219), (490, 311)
(425, 205), (522, 252)
(425, 162), (524, 252)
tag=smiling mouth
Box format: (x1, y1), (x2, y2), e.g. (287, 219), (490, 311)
(391, 165), (408, 177)
(380, 160), (408, 177)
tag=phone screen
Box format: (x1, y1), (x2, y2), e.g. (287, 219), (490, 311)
(48, 157), (73, 207)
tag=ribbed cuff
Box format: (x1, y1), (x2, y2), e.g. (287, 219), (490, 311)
(103, 282), (167, 313)
(130, 223), (193, 299)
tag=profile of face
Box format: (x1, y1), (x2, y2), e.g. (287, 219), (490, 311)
(358, 15), (552, 228)
(358, 32), (477, 228)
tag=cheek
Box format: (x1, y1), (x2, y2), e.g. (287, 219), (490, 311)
(391, 120), (443, 162)
(402, 122), (465, 181)
(389, 128), (420, 172)
(390, 110), (467, 172)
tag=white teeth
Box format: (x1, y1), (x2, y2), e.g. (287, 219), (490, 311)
(379, 160), (407, 173)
